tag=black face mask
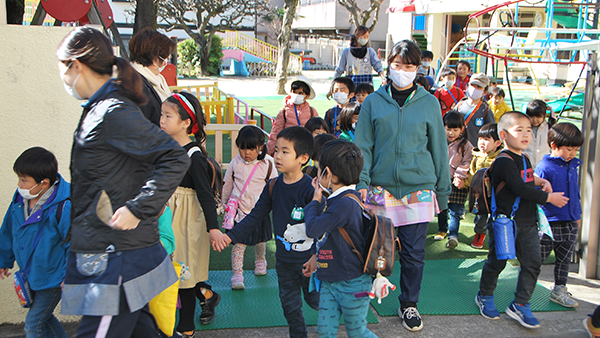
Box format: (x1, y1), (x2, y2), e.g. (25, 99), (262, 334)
(350, 41), (368, 59)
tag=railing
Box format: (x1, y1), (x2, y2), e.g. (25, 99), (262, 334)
(204, 124), (245, 170)
(251, 107), (275, 137)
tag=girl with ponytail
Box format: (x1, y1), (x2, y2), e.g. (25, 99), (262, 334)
(161, 91), (221, 335)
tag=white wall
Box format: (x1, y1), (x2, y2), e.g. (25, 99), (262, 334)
(387, 12), (413, 44)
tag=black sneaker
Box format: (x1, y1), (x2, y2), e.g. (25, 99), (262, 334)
(199, 291), (221, 325)
(399, 306), (423, 332)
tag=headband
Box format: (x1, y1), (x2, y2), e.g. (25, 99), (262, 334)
(172, 93), (200, 135)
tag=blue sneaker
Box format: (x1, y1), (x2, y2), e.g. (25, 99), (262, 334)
(475, 292), (500, 320)
(506, 301), (540, 329)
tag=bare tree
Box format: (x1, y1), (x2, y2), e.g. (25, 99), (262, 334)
(337, 0), (385, 31)
(133, 0), (157, 35)
(275, 0), (299, 95)
(158, 0), (268, 75)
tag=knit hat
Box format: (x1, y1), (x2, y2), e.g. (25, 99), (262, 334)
(469, 73), (490, 88)
(286, 76), (316, 100)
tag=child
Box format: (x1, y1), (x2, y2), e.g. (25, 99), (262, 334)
(213, 126), (320, 338)
(304, 116), (330, 137)
(222, 125), (278, 289)
(464, 123), (503, 248)
(304, 139), (378, 338)
(161, 92), (221, 336)
(418, 50), (436, 78)
(435, 68), (465, 116)
(476, 112), (569, 329)
(304, 133), (337, 178)
(338, 102), (360, 142)
(488, 87), (510, 122)
(0, 147), (70, 337)
(435, 111), (473, 247)
(267, 76), (318, 155)
(456, 73), (494, 147)
(455, 60), (472, 91)
(325, 77), (356, 136)
(535, 122), (584, 308)
(484, 76), (498, 101)
(524, 99), (552, 168)
(355, 82), (374, 104)
(415, 75), (431, 92)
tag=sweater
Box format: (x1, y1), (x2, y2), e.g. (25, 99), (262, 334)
(267, 98), (317, 155)
(227, 174), (315, 264)
(492, 150), (548, 224)
(465, 146), (503, 186)
(334, 47), (384, 78)
(448, 139), (474, 182)
(305, 187), (364, 282)
(534, 154), (582, 222)
(355, 84), (452, 210)
(435, 86), (465, 115)
(523, 120), (550, 168)
(456, 98), (495, 147)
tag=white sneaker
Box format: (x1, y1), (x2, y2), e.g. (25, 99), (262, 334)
(550, 285), (578, 307)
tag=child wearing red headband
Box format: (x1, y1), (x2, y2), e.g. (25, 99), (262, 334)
(161, 92), (221, 337)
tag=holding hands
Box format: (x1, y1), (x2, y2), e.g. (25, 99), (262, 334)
(211, 231), (232, 252)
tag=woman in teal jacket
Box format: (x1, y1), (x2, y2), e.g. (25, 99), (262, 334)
(355, 40), (451, 333)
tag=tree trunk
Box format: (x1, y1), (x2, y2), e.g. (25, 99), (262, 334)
(192, 34), (211, 76)
(6, 0), (24, 24)
(275, 0), (299, 95)
(133, 0), (157, 35)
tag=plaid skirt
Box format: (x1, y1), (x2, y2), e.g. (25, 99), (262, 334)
(448, 185), (469, 205)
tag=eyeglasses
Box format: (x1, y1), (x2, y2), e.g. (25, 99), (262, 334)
(159, 56), (168, 64)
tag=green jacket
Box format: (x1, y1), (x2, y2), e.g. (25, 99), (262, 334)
(355, 84), (452, 210)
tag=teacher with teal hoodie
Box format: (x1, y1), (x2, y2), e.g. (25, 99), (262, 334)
(355, 40), (451, 333)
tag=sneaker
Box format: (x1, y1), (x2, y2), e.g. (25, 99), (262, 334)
(199, 291), (221, 325)
(434, 232), (447, 241)
(398, 306), (423, 332)
(255, 259), (267, 276)
(583, 316), (600, 338)
(550, 285), (578, 307)
(231, 274), (245, 290)
(475, 292), (500, 320)
(506, 301), (540, 329)
(173, 331), (195, 338)
(471, 233), (486, 249)
(446, 236), (458, 249)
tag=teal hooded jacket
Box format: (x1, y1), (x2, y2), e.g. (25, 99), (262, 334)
(355, 84), (452, 210)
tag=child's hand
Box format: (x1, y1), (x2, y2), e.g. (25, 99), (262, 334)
(547, 192), (569, 208)
(0, 268), (11, 280)
(311, 177), (323, 202)
(111, 206), (140, 230)
(453, 177), (465, 189)
(539, 179), (553, 193)
(358, 188), (368, 202)
(211, 232), (231, 252)
(302, 254), (317, 277)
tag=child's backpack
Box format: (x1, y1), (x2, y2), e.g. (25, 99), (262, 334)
(188, 147), (225, 215)
(339, 193), (400, 277)
(468, 152), (516, 215)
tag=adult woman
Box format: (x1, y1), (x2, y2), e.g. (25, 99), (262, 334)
(57, 27), (190, 337)
(334, 25), (385, 86)
(354, 40), (451, 333)
(129, 28), (176, 126)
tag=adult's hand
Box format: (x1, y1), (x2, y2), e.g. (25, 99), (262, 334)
(358, 188), (368, 202)
(111, 206), (140, 230)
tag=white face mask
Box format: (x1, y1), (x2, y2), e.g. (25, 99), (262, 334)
(352, 122), (357, 130)
(445, 80), (454, 89)
(389, 69), (417, 88)
(18, 183), (41, 200)
(333, 92), (349, 105)
(290, 93), (305, 105)
(422, 61), (431, 68)
(157, 56), (167, 73)
(467, 86), (484, 100)
(61, 64), (84, 100)
(158, 63), (167, 73)
(357, 38), (369, 46)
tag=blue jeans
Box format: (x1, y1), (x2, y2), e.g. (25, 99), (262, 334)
(318, 274), (377, 338)
(437, 203), (464, 238)
(397, 222), (428, 306)
(25, 288), (68, 338)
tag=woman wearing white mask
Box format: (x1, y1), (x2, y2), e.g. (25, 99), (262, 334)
(354, 40), (451, 333)
(129, 28), (176, 126)
(455, 73), (495, 147)
(334, 25), (386, 87)
(267, 76), (318, 155)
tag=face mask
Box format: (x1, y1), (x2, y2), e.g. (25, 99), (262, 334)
(357, 38), (369, 46)
(467, 86), (483, 100)
(18, 183), (41, 200)
(157, 56), (167, 73)
(389, 69), (417, 88)
(352, 122), (357, 130)
(290, 93), (305, 105)
(158, 63), (167, 73)
(422, 61), (431, 68)
(445, 80), (454, 89)
(61, 64), (84, 100)
(318, 168), (332, 198)
(333, 92), (349, 105)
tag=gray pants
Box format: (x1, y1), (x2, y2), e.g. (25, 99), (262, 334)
(479, 222), (541, 304)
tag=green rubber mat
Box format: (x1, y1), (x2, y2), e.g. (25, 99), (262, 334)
(370, 258), (574, 316)
(190, 270), (378, 330)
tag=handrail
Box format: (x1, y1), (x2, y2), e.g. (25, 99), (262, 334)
(251, 107), (275, 137)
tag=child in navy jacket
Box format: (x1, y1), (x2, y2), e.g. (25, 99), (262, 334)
(304, 140), (377, 338)
(535, 122), (584, 308)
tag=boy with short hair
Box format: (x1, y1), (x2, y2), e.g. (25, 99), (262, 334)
(418, 50), (436, 78)
(462, 123), (503, 248)
(488, 87), (510, 122)
(456, 73), (495, 147)
(476, 112), (569, 329)
(213, 126), (319, 338)
(355, 82), (374, 104)
(455, 60), (472, 91)
(325, 77), (356, 136)
(0, 147), (71, 337)
(435, 68), (465, 116)
(535, 122), (584, 308)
